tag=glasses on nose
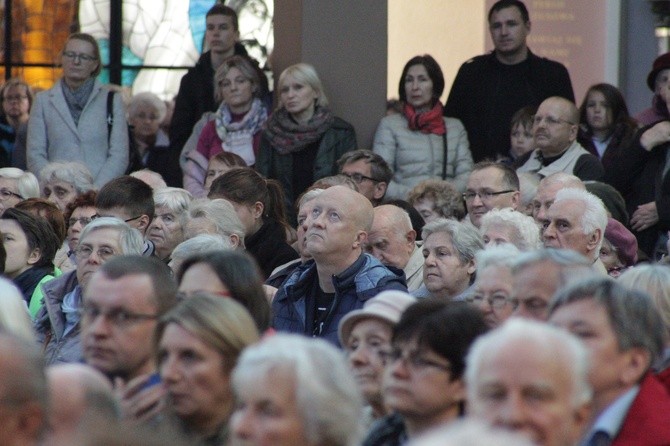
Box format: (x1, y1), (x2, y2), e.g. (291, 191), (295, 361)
(79, 304), (158, 328)
(462, 190), (515, 202)
(91, 214), (143, 223)
(468, 293), (511, 310)
(62, 51), (97, 62)
(68, 217), (93, 227)
(0, 188), (23, 201)
(341, 172), (379, 184)
(379, 348), (451, 373)
(2, 95), (28, 102)
(75, 245), (116, 261)
(532, 115), (575, 126)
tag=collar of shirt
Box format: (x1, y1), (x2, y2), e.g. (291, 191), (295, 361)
(582, 385), (640, 445)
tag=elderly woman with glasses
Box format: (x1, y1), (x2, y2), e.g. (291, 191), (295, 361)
(27, 33), (128, 188)
(146, 187), (192, 263)
(373, 55), (473, 200)
(0, 167), (39, 215)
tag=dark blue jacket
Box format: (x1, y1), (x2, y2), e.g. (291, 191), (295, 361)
(272, 253), (407, 346)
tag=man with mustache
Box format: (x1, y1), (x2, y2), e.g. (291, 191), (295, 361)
(517, 96), (604, 181)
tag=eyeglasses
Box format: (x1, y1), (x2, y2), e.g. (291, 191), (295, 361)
(379, 347), (451, 373)
(341, 172), (379, 184)
(462, 190), (515, 201)
(79, 304), (158, 328)
(468, 293), (511, 310)
(532, 115), (576, 127)
(0, 188), (23, 201)
(2, 95), (28, 102)
(68, 217), (93, 227)
(75, 245), (116, 261)
(62, 51), (97, 62)
(91, 214), (143, 223)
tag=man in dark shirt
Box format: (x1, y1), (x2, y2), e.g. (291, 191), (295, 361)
(444, 0), (574, 162)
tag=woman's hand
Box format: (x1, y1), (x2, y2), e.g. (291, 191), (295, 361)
(640, 121), (670, 151)
(630, 202), (659, 232)
(114, 373), (166, 423)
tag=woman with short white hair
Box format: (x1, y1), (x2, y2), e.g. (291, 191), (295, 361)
(479, 207), (541, 251)
(0, 167), (39, 215)
(146, 187), (192, 262)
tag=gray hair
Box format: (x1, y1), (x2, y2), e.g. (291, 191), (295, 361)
(540, 172), (584, 191)
(186, 199), (246, 245)
(511, 248), (595, 287)
(553, 188), (607, 252)
(422, 218), (484, 264)
(154, 187), (192, 217)
(38, 162), (95, 195)
(0, 167), (39, 199)
(298, 188), (324, 210)
(127, 92), (167, 122)
(619, 265), (670, 339)
(517, 172), (540, 209)
(78, 217), (144, 255)
(169, 234), (233, 273)
(476, 244), (521, 270)
(232, 334), (363, 446)
(408, 419), (535, 446)
(549, 277), (665, 367)
(480, 208), (541, 251)
(466, 318), (592, 408)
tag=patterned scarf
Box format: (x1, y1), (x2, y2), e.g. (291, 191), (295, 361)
(61, 78), (95, 126)
(403, 100), (446, 135)
(215, 98), (268, 165)
(263, 105), (334, 155)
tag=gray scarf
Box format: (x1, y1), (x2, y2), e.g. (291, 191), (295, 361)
(61, 78), (95, 126)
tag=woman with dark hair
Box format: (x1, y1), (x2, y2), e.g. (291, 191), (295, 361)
(27, 32), (128, 188)
(0, 208), (61, 318)
(208, 167), (298, 278)
(373, 55), (473, 200)
(577, 83), (638, 170)
(176, 249), (271, 332)
(256, 63), (357, 208)
(183, 55), (268, 198)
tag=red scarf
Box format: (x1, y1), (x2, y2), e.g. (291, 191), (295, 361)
(403, 101), (446, 135)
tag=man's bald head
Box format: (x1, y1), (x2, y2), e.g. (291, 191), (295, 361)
(366, 205), (416, 270)
(532, 173), (585, 223)
(373, 204), (413, 234)
(534, 97), (579, 157)
(321, 185), (374, 232)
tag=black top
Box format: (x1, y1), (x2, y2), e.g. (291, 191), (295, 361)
(245, 219), (299, 280)
(445, 50), (574, 162)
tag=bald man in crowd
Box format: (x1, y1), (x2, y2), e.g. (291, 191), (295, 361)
(365, 204), (424, 291)
(517, 96), (604, 181)
(272, 186), (407, 346)
(531, 172), (585, 223)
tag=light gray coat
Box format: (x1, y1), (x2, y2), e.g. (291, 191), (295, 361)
(27, 79), (128, 188)
(373, 114), (473, 199)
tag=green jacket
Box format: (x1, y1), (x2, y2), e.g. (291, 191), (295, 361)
(29, 267), (62, 319)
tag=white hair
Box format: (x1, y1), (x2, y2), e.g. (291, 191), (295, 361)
(0, 167), (39, 199)
(153, 187), (192, 216)
(169, 234), (232, 273)
(480, 208), (541, 251)
(553, 187), (607, 252)
(39, 162), (95, 194)
(422, 218), (484, 265)
(476, 244), (521, 270)
(186, 198), (246, 245)
(232, 334), (363, 446)
(408, 419), (535, 446)
(517, 172), (540, 209)
(78, 217), (144, 255)
(466, 318), (592, 408)
(127, 91), (167, 122)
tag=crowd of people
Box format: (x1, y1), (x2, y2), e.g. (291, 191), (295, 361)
(2, 0), (670, 445)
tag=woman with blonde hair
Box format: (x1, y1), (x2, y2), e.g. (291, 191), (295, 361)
(155, 293), (260, 444)
(257, 63), (356, 209)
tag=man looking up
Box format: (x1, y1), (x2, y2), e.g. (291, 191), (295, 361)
(445, 0), (574, 162)
(272, 186), (406, 346)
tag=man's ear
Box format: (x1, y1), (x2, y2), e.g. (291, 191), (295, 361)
(510, 191), (521, 210)
(620, 347), (651, 386)
(229, 233), (242, 249)
(353, 231), (367, 249)
(373, 182), (388, 201)
(405, 229), (416, 244)
(587, 229), (602, 252)
(137, 215), (151, 233)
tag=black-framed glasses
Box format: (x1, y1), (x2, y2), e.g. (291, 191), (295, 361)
(379, 347), (451, 373)
(62, 51), (97, 62)
(341, 172), (379, 184)
(79, 304), (158, 328)
(91, 214), (143, 223)
(462, 190), (515, 201)
(0, 188), (23, 201)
